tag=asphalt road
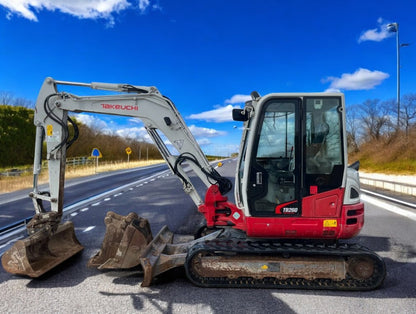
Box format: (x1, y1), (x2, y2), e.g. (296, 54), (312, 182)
(0, 159), (415, 313)
(0, 163), (169, 230)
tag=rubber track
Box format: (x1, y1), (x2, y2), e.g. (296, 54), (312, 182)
(185, 239), (386, 291)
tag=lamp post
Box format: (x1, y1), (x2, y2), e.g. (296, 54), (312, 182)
(387, 22), (400, 129)
(387, 23), (410, 130)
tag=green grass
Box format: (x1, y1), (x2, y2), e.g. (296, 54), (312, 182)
(357, 158), (416, 174)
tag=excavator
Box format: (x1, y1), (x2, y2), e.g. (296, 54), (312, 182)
(2, 77), (386, 290)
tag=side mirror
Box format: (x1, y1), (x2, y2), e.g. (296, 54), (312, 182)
(232, 109), (249, 121)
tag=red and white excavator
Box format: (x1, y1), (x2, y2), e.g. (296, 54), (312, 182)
(2, 77), (385, 290)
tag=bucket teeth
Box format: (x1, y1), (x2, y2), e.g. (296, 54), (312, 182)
(1, 221), (83, 278)
(88, 211), (153, 269)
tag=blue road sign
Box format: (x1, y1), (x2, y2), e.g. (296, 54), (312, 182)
(91, 148), (102, 158)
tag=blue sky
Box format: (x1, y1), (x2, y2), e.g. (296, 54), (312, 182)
(0, 0), (415, 156)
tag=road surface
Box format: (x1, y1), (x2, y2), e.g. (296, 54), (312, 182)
(0, 163), (169, 229)
(0, 159), (415, 313)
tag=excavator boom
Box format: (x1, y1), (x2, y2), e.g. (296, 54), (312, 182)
(2, 77), (230, 277)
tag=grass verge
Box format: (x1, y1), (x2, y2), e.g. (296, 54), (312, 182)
(0, 160), (165, 194)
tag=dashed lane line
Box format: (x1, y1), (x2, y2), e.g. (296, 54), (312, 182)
(1, 159), (223, 246)
(0, 169), (170, 247)
(83, 226), (96, 232)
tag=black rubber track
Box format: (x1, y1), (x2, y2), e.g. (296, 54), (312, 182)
(185, 239), (386, 291)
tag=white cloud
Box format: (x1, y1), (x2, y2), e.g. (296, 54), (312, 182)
(188, 93), (248, 122)
(188, 125), (226, 137)
(138, 0), (150, 12)
(358, 17), (395, 43)
(324, 88), (341, 93)
(225, 94), (251, 104)
(74, 113), (113, 134)
(116, 126), (150, 141)
(138, 0), (162, 13)
(188, 104), (240, 122)
(323, 68), (389, 91)
(128, 117), (142, 125)
(0, 0), (159, 25)
(74, 114), (151, 141)
(197, 138), (212, 146)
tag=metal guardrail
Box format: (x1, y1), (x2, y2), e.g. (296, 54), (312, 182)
(361, 188), (416, 210)
(360, 176), (416, 197)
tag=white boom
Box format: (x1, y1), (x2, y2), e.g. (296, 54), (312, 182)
(29, 77), (231, 234)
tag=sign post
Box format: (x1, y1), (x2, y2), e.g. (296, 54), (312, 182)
(125, 147), (132, 163)
(91, 148), (102, 173)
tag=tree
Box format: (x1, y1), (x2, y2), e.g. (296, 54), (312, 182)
(0, 105), (36, 167)
(0, 91), (13, 106)
(0, 91), (34, 108)
(360, 99), (392, 140)
(345, 105), (360, 153)
(66, 118), (161, 161)
(400, 94), (416, 136)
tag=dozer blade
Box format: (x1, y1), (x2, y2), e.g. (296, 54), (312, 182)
(139, 227), (222, 287)
(140, 225), (175, 287)
(88, 211), (153, 269)
(1, 221), (83, 278)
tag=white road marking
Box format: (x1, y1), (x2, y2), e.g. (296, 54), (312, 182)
(114, 193), (123, 197)
(0, 214), (14, 218)
(0, 169), (171, 243)
(361, 194), (416, 221)
(361, 188), (416, 209)
(91, 202), (101, 206)
(104, 198), (111, 201)
(0, 235), (24, 250)
(83, 226), (96, 232)
(80, 207), (89, 212)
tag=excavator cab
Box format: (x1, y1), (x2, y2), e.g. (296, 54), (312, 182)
(233, 94), (358, 239)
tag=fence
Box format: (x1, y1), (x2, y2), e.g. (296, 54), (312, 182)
(66, 157), (94, 166)
(360, 175), (416, 197)
(0, 157), (94, 177)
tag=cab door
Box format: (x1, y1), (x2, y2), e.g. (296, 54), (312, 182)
(247, 98), (301, 217)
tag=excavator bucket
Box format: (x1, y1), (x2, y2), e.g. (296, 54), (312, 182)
(1, 221), (83, 278)
(88, 211), (153, 269)
(88, 211), (223, 286)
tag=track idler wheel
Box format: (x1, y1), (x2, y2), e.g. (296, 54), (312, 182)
(88, 211), (153, 269)
(347, 256), (375, 280)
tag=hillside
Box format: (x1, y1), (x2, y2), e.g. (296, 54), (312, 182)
(0, 105), (161, 168)
(349, 127), (416, 174)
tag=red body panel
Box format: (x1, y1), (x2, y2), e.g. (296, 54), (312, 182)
(199, 185), (364, 240)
